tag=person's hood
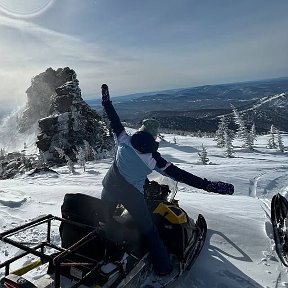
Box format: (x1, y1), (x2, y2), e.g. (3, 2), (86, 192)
(131, 131), (159, 153)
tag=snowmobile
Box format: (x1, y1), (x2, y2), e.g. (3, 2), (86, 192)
(271, 193), (288, 266)
(0, 179), (207, 288)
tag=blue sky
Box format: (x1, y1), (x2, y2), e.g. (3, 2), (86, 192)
(0, 0), (287, 109)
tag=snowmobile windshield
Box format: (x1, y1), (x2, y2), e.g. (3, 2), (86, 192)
(147, 173), (178, 200)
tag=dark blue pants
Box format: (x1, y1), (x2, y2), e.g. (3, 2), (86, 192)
(101, 163), (171, 274)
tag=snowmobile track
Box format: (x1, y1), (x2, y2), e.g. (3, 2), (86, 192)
(271, 193), (288, 267)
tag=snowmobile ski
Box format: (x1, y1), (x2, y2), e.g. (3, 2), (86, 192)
(141, 214), (207, 288)
(271, 193), (288, 266)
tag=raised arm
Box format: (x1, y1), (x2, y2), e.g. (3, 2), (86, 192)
(152, 151), (234, 195)
(101, 84), (125, 137)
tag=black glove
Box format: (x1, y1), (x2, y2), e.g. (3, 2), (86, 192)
(204, 181), (234, 195)
(101, 84), (110, 103)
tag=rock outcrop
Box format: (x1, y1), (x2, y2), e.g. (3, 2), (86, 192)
(19, 67), (76, 132)
(33, 68), (113, 163)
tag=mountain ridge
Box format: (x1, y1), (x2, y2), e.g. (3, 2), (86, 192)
(87, 77), (288, 133)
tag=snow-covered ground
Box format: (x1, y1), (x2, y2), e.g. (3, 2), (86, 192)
(0, 132), (288, 288)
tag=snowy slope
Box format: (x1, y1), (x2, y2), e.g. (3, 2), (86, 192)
(0, 133), (288, 288)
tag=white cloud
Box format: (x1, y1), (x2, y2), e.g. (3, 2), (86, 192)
(0, 5), (287, 110)
(0, 15), (126, 108)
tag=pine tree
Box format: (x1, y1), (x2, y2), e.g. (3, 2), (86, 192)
(92, 147), (99, 161)
(55, 147), (75, 174)
(224, 131), (235, 158)
(75, 147), (86, 172)
(214, 115), (228, 148)
(245, 131), (254, 151)
(232, 106), (253, 150)
(276, 129), (285, 152)
(198, 144), (209, 165)
(249, 123), (257, 146)
(267, 124), (277, 149)
(83, 140), (93, 160)
(65, 155), (76, 174)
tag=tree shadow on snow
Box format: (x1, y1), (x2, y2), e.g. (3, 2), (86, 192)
(157, 153), (190, 164)
(184, 229), (263, 288)
(159, 141), (199, 154)
(85, 170), (100, 175)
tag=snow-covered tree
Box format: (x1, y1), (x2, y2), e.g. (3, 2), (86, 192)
(91, 148), (99, 161)
(173, 136), (177, 144)
(83, 140), (93, 160)
(267, 125), (277, 149)
(232, 106), (253, 150)
(66, 156), (76, 174)
(249, 123), (257, 146)
(276, 129), (285, 152)
(75, 147), (86, 172)
(198, 144), (209, 165)
(214, 115), (228, 148)
(55, 147), (75, 174)
(224, 131), (235, 158)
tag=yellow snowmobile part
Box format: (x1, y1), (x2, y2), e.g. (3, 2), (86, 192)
(153, 202), (187, 224)
(12, 258), (43, 276)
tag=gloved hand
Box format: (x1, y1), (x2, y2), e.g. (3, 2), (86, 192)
(204, 180), (234, 195)
(101, 84), (110, 103)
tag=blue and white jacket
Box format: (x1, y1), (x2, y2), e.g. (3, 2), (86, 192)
(102, 101), (208, 193)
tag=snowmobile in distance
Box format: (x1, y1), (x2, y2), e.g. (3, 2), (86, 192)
(271, 193), (288, 266)
(0, 179), (207, 288)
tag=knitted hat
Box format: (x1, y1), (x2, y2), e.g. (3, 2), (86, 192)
(139, 119), (160, 137)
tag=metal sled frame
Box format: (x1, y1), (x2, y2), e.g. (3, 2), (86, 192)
(0, 214), (104, 288)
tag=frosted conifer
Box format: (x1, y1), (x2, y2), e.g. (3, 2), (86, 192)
(65, 155), (76, 174)
(75, 147), (86, 172)
(215, 115), (228, 148)
(198, 144), (209, 165)
(232, 106), (253, 150)
(224, 131), (235, 158)
(249, 123), (257, 146)
(276, 129), (285, 152)
(55, 147), (75, 174)
(268, 125), (277, 149)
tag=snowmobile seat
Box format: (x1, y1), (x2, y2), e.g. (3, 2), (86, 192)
(60, 193), (124, 261)
(61, 193), (109, 226)
(60, 193), (145, 261)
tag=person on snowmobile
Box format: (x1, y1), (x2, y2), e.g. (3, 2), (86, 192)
(100, 84), (234, 276)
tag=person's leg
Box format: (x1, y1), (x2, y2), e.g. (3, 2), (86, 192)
(144, 226), (173, 275)
(101, 163), (171, 274)
(101, 187), (118, 221)
(119, 189), (172, 275)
